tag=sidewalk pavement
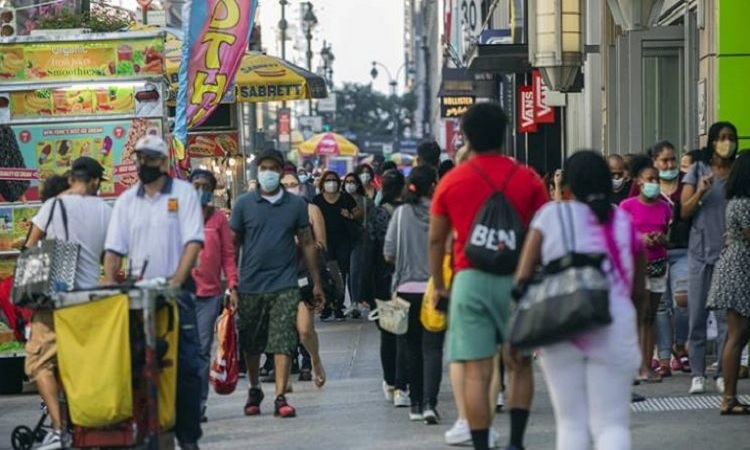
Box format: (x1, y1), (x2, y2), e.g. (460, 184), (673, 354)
(1, 318), (748, 449)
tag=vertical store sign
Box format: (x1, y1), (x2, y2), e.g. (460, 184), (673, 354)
(173, 0), (258, 146)
(518, 86), (537, 133)
(532, 69), (554, 123)
(277, 108), (291, 151)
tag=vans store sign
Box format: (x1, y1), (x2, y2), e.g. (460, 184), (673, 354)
(440, 96), (475, 118)
(518, 70), (555, 133)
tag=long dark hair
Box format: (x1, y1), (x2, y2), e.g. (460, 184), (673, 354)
(726, 151), (750, 199)
(380, 169), (405, 205)
(563, 151), (612, 224)
(702, 121), (738, 164)
(343, 172), (366, 196)
(403, 166), (437, 204)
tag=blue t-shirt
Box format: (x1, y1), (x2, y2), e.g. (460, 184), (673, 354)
(230, 190), (309, 294)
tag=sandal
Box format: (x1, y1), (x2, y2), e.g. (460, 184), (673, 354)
(657, 359), (672, 377)
(673, 347), (691, 373)
(637, 371), (663, 383)
(720, 398), (750, 415)
(244, 387), (264, 416)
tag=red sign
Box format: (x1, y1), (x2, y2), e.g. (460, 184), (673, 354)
(532, 70), (554, 124)
(518, 86), (537, 133)
(277, 107), (291, 145)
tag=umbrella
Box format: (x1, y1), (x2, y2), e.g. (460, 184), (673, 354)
(299, 133), (359, 157)
(128, 25), (328, 103)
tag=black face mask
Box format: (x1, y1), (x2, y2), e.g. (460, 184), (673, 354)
(138, 165), (164, 184)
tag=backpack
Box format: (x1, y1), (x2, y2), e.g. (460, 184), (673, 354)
(464, 162), (525, 275)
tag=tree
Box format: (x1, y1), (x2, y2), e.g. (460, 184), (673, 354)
(331, 83), (416, 140)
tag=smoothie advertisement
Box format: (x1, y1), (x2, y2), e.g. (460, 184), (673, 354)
(0, 118), (162, 201)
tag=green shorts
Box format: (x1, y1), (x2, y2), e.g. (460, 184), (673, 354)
(448, 269), (513, 362)
(238, 288), (300, 356)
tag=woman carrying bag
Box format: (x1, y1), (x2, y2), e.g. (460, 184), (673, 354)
(384, 166), (439, 422)
(513, 151), (645, 450)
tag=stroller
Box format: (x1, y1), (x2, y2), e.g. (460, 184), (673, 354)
(10, 402), (53, 450)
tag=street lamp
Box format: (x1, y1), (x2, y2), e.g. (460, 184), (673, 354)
(528, 0), (584, 92)
(302, 2), (317, 116)
(370, 61), (410, 151)
(320, 40), (335, 88)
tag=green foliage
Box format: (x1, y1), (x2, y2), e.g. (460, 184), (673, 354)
(332, 83), (417, 139)
(32, 2), (132, 33)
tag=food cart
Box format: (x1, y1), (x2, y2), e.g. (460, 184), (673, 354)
(0, 29), (169, 395)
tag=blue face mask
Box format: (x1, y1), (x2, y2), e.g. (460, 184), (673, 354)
(299, 174), (310, 184)
(258, 170), (281, 192)
(642, 182), (661, 199)
(659, 169), (679, 181)
(199, 190), (213, 206)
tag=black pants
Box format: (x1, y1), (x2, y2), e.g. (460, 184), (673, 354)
(423, 329), (446, 409)
(327, 240), (352, 311)
(380, 325), (408, 388)
(396, 292), (425, 405)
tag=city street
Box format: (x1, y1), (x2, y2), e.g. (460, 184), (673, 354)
(1, 317), (748, 450)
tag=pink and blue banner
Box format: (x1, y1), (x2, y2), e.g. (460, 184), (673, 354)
(173, 0), (258, 146)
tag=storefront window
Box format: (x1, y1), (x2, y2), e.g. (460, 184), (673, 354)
(642, 47), (684, 152)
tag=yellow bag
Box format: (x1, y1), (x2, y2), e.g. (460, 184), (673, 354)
(421, 255), (453, 332)
(156, 296), (178, 431)
(55, 294), (132, 428)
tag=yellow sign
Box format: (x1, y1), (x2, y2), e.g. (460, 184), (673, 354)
(10, 87), (135, 120)
(0, 36), (165, 82)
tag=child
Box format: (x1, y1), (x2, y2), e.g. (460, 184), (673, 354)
(620, 165), (672, 382)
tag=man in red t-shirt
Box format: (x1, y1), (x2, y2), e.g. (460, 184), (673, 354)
(429, 103), (547, 450)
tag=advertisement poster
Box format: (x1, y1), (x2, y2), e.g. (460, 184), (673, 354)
(9, 86), (135, 120)
(0, 36), (165, 82)
(187, 132), (239, 157)
(0, 118), (162, 201)
(0, 204), (38, 253)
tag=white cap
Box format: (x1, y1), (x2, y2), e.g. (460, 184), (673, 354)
(135, 135), (169, 158)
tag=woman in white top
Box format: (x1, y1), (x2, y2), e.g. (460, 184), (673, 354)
(513, 151), (646, 450)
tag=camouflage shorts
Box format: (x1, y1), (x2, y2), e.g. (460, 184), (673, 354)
(237, 289), (299, 356)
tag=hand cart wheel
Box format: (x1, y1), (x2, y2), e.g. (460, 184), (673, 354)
(10, 425), (34, 450)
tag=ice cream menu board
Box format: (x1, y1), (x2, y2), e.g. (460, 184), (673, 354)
(0, 35), (165, 82)
(9, 86), (136, 120)
(0, 118), (162, 200)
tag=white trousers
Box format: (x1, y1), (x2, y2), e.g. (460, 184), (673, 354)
(538, 341), (633, 450)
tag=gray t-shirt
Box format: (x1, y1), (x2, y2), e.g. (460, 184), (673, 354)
(230, 190), (309, 294)
(683, 161), (728, 264)
(384, 199), (432, 291)
(32, 194), (112, 289)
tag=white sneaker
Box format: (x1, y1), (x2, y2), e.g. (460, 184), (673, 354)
(409, 404), (423, 421)
(382, 381), (395, 402)
(445, 419), (471, 445)
(423, 407), (440, 425)
(393, 389), (410, 407)
(496, 391), (505, 411)
(716, 377), (725, 394)
(490, 429), (500, 448)
(38, 430), (62, 450)
(689, 376), (706, 394)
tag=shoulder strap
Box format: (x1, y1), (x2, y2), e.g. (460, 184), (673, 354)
(469, 161), (519, 194)
(43, 198), (70, 241)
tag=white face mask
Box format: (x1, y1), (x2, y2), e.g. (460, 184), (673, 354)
(344, 183), (358, 195)
(286, 186), (300, 196)
(612, 178), (624, 190)
(715, 139), (737, 159)
(324, 181), (339, 193)
(359, 173), (372, 185)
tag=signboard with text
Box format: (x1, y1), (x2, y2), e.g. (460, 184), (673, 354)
(440, 96), (475, 118)
(518, 86), (537, 133)
(0, 35), (165, 83)
(532, 70), (554, 123)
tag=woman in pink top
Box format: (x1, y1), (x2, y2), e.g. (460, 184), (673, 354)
(620, 165), (672, 383)
(189, 170), (239, 422)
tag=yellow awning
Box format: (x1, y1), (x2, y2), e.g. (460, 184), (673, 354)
(299, 133), (359, 157)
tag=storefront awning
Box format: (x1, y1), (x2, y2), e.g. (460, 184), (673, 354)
(438, 68), (497, 98)
(466, 44), (531, 73)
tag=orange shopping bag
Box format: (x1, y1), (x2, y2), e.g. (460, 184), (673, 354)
(209, 306), (239, 395)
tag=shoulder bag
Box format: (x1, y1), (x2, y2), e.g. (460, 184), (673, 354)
(508, 202), (612, 349)
(12, 198), (80, 308)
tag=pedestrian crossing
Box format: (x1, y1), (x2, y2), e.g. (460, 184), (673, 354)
(631, 395), (750, 412)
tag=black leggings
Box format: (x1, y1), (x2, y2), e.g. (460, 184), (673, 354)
(396, 292), (425, 405)
(327, 240), (351, 311)
(423, 329), (446, 409)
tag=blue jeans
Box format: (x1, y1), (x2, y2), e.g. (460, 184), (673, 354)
(195, 295), (224, 409)
(656, 249), (690, 359)
(175, 290), (203, 445)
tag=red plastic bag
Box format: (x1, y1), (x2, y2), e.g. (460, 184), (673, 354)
(209, 307), (239, 395)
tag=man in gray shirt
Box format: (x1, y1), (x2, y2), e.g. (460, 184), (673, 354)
(230, 149), (324, 418)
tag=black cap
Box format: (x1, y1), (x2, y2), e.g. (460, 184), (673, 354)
(257, 148), (284, 168)
(71, 156), (106, 181)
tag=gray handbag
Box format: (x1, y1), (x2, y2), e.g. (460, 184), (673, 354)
(508, 203), (612, 349)
(12, 198), (80, 308)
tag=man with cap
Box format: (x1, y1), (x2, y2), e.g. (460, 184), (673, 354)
(103, 136), (204, 450)
(24, 157), (112, 450)
(230, 148), (325, 418)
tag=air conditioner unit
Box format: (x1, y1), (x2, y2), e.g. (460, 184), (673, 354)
(0, 7), (16, 37)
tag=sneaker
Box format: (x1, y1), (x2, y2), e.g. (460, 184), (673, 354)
(37, 429), (62, 450)
(423, 407), (440, 425)
(631, 392), (646, 403)
(334, 309), (346, 321)
(274, 395), (296, 418)
(490, 429), (500, 448)
(320, 308), (333, 321)
(244, 387), (264, 416)
(496, 391), (505, 412)
(299, 368), (312, 382)
(179, 443), (200, 450)
(382, 381), (395, 402)
(393, 389), (410, 407)
(409, 404), (423, 421)
(350, 308), (362, 319)
(444, 419), (471, 446)
(689, 376), (706, 395)
(716, 377), (725, 394)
